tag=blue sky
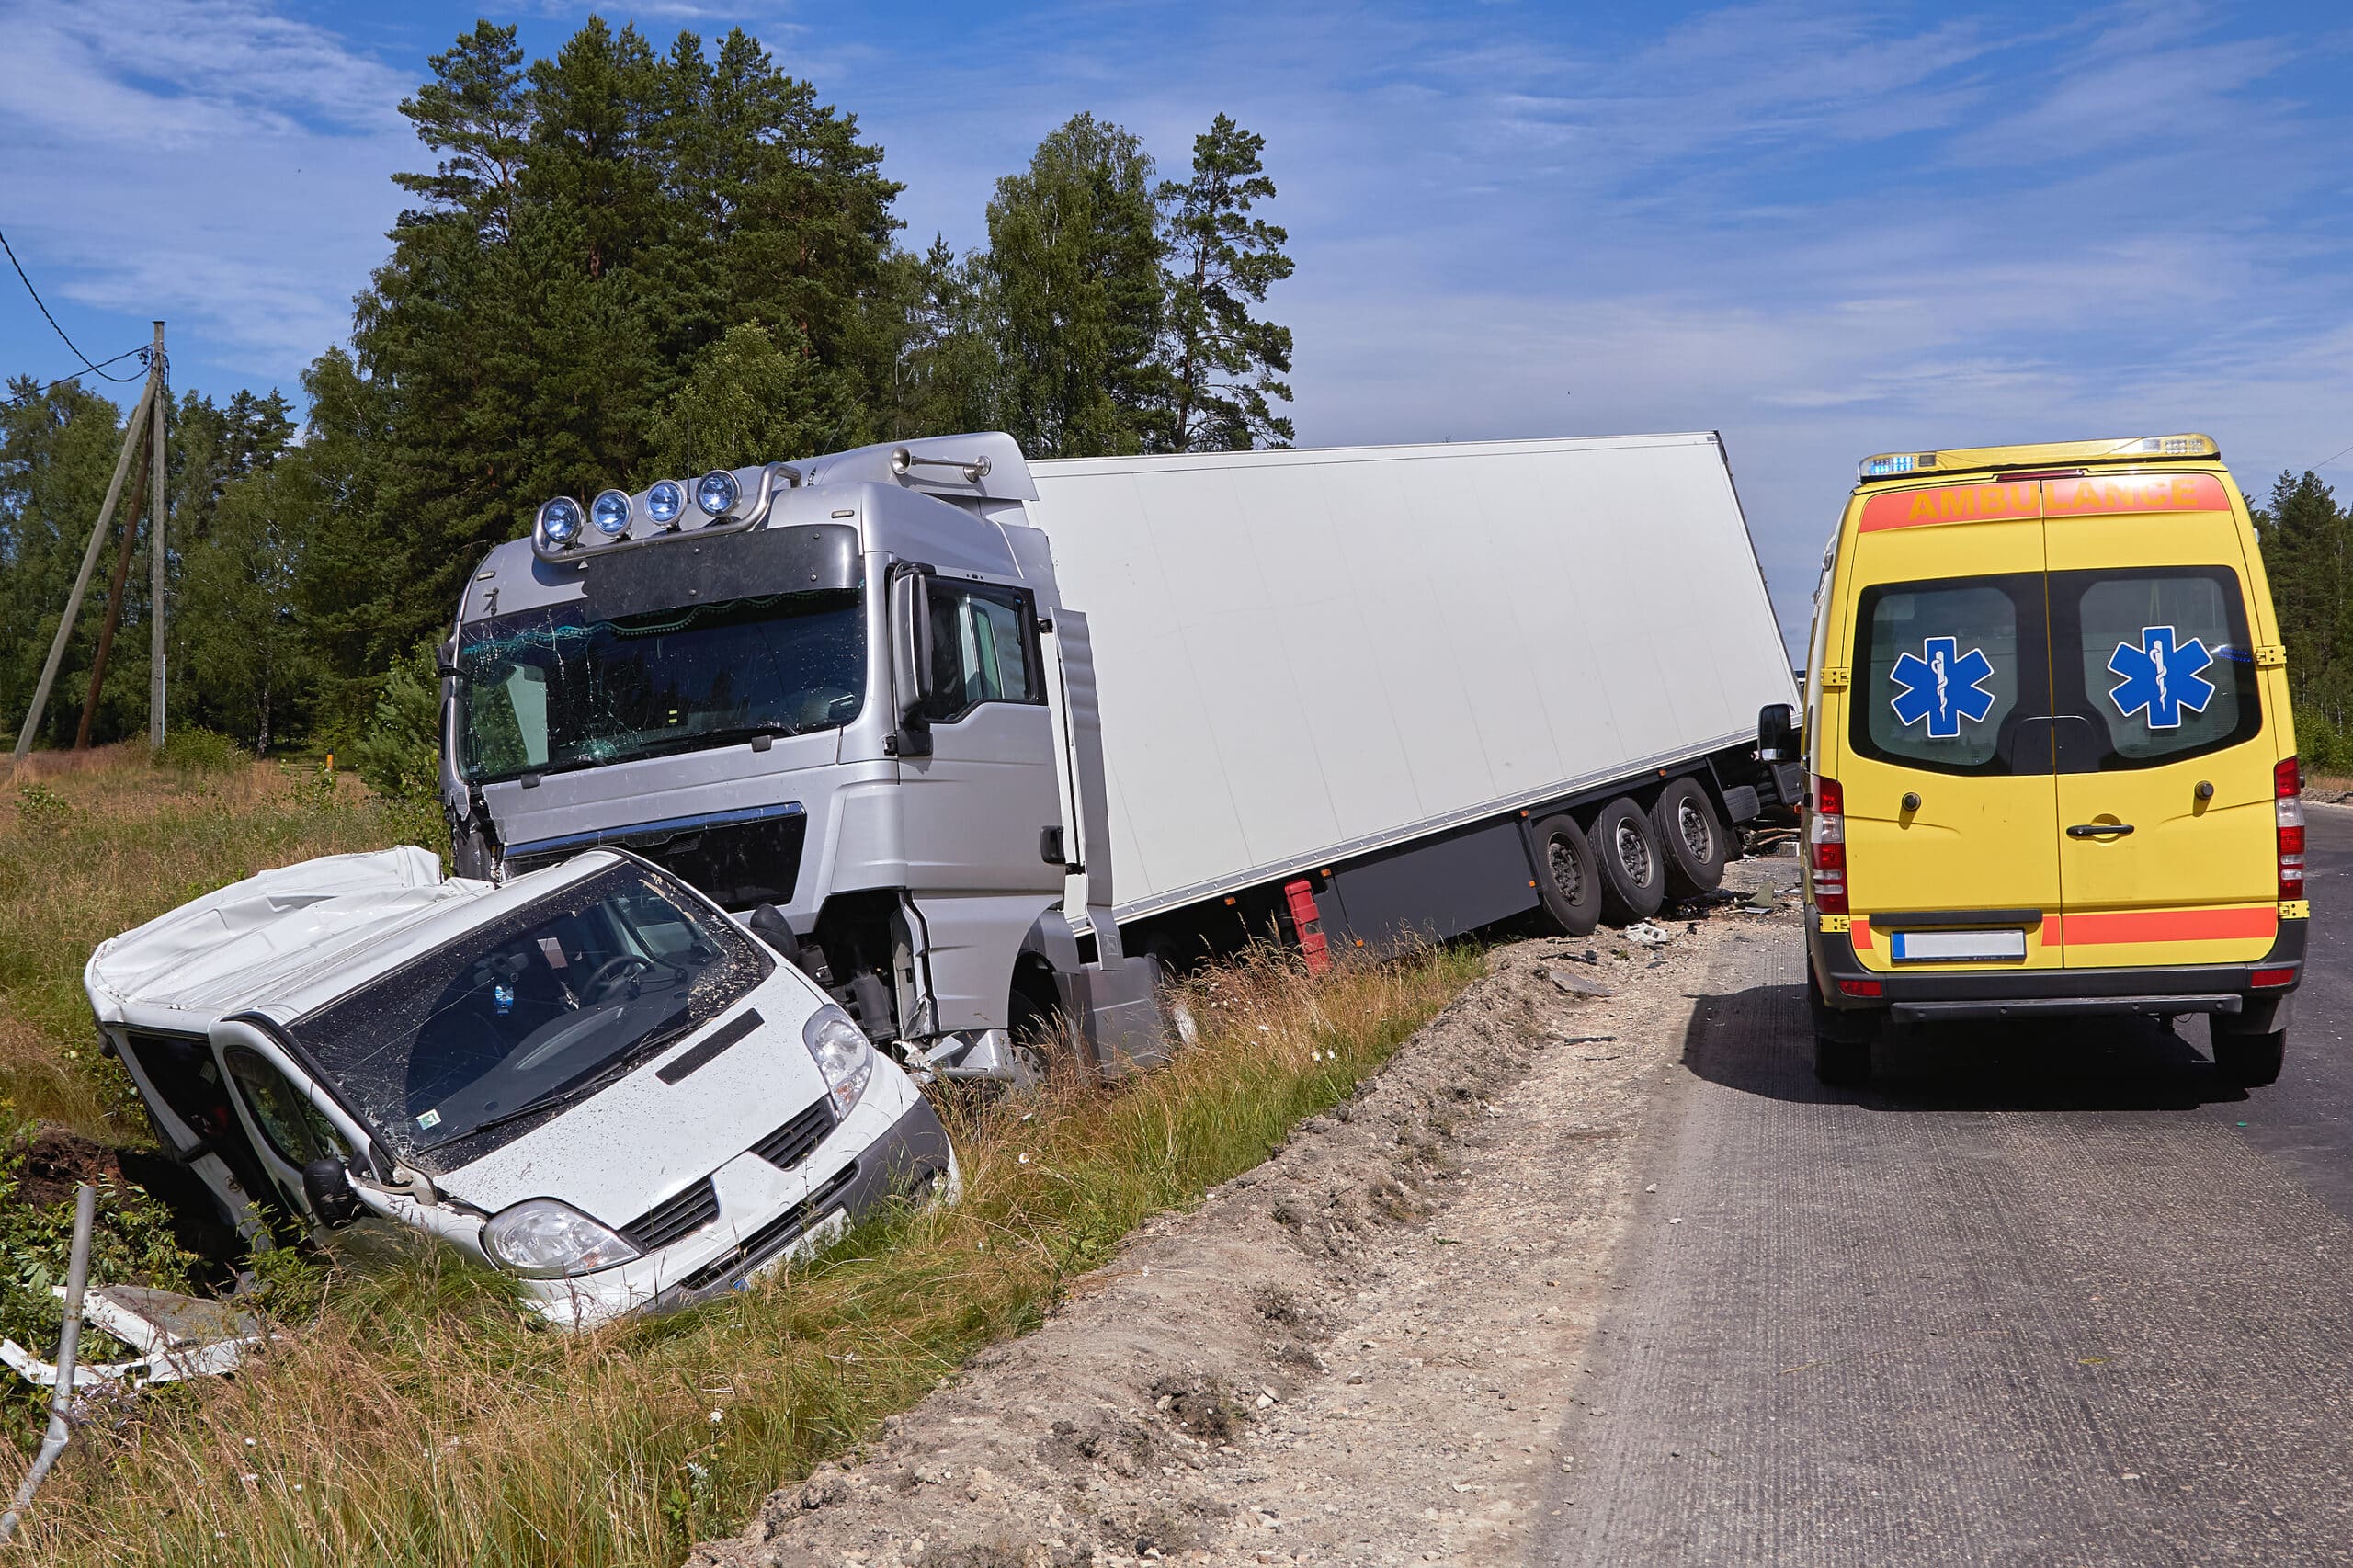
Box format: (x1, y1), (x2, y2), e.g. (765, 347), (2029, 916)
(5, 0), (2351, 645)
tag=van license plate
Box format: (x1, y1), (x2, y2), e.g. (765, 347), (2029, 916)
(1890, 928), (2027, 962)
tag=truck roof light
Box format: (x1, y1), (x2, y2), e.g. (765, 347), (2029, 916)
(590, 489), (631, 538)
(696, 470), (740, 519)
(1857, 435), (2218, 483)
(646, 480), (684, 527)
(535, 496), (585, 549)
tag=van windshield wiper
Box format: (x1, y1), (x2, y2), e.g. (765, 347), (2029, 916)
(436, 1012), (702, 1142)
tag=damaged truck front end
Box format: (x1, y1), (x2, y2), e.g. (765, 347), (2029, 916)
(85, 846), (955, 1328)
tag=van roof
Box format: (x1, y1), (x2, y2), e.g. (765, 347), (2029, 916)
(1853, 434), (2219, 486)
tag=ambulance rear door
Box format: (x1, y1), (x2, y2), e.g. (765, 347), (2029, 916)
(2042, 472), (2279, 968)
(1836, 479), (2065, 972)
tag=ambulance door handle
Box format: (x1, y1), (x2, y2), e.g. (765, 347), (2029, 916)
(2066, 823), (2135, 838)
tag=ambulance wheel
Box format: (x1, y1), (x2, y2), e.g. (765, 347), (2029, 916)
(1591, 797), (1666, 924)
(1651, 777), (1727, 896)
(1813, 1031), (1872, 1086)
(1530, 814), (1603, 937)
(2211, 1027), (2285, 1088)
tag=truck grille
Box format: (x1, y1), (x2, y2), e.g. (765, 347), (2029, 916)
(505, 804), (806, 910)
(619, 1177), (720, 1253)
(751, 1099), (834, 1171)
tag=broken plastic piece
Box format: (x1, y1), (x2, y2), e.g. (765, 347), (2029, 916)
(1, 1284), (262, 1392)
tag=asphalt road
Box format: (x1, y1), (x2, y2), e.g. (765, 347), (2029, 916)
(1537, 809), (2353, 1567)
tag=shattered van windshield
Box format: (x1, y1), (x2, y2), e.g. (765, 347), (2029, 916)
(457, 589), (864, 783)
(289, 862), (769, 1164)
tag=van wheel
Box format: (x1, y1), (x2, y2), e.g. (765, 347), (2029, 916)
(1529, 814), (1602, 937)
(1651, 778), (1727, 896)
(1813, 1031), (1872, 1086)
(2211, 1027), (2285, 1088)
(1590, 797), (1666, 924)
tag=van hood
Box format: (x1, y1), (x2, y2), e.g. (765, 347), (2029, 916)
(425, 974), (833, 1228)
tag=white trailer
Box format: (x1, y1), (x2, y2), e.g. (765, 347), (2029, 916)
(1029, 434), (1800, 960)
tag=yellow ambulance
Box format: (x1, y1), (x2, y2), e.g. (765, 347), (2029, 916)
(1782, 434), (2306, 1087)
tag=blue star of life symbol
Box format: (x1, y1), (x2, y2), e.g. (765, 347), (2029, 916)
(1889, 636), (1996, 738)
(2108, 624), (2215, 730)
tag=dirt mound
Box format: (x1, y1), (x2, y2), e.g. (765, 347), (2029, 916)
(689, 861), (1794, 1567)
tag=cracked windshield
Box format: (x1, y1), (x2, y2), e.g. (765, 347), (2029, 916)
(289, 862), (767, 1161)
(457, 589), (864, 782)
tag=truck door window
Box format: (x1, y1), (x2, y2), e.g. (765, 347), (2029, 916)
(2048, 566), (2260, 770)
(222, 1048), (344, 1168)
(922, 582), (1042, 722)
(1849, 573), (2051, 777)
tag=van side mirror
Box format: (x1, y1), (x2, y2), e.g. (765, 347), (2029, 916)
(302, 1157), (362, 1227)
(1758, 703), (1798, 763)
(887, 563), (937, 757)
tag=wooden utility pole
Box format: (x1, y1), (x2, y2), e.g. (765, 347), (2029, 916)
(73, 441), (153, 749)
(10, 326), (164, 765)
(148, 321), (168, 750)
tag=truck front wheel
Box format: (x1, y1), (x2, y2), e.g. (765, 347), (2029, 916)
(1529, 813), (1602, 937)
(1590, 797), (1666, 924)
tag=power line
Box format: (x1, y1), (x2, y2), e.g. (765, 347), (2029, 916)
(0, 225), (144, 382)
(2, 346), (153, 409)
(2302, 438), (2353, 474)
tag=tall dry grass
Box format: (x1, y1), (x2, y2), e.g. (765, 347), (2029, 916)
(0, 745), (428, 1139)
(14, 945), (1481, 1565)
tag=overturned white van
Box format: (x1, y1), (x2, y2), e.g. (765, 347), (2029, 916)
(84, 846), (955, 1327)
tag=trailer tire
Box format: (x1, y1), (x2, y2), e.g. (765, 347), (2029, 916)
(1590, 796), (1666, 924)
(1529, 814), (1602, 937)
(1651, 777), (1727, 896)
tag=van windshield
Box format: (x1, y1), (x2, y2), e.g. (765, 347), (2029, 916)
(456, 589), (864, 783)
(289, 862), (769, 1165)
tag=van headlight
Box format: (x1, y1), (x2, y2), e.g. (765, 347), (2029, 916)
(483, 1199), (642, 1278)
(802, 1006), (873, 1119)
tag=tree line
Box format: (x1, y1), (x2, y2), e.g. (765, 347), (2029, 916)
(2254, 471), (2353, 772)
(0, 17), (1294, 759)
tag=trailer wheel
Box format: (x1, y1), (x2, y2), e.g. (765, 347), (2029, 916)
(1590, 797), (1666, 924)
(1651, 777), (1727, 896)
(1529, 814), (1602, 937)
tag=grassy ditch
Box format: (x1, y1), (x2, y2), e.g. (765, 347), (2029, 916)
(0, 742), (439, 1140)
(2, 747), (1483, 1566)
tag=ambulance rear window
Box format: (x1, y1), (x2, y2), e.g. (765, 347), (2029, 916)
(1850, 573), (2048, 777)
(2049, 566), (2260, 770)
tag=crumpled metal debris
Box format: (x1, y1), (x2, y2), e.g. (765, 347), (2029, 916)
(1622, 920), (1675, 949)
(1, 1284), (262, 1392)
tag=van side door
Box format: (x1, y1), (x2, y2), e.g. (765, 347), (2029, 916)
(208, 1019), (365, 1235)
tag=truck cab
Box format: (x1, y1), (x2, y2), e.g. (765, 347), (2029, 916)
(1800, 434), (2305, 1087)
(438, 434), (1162, 1085)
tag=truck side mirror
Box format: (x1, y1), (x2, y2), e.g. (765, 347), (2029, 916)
(1757, 702), (1798, 762)
(302, 1157), (362, 1227)
(888, 563), (937, 757)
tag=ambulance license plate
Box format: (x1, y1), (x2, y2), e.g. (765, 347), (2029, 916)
(1889, 928), (2027, 963)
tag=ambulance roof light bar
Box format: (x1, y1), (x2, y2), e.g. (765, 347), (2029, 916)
(1857, 434), (2219, 483)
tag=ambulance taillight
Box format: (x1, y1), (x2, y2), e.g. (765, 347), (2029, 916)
(2277, 757), (2305, 901)
(1809, 776), (1847, 915)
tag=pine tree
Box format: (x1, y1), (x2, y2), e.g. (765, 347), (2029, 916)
(1157, 114), (1294, 450)
(2255, 470), (2353, 762)
(647, 321), (858, 474)
(985, 113), (1167, 457)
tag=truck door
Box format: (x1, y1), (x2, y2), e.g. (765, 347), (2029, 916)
(898, 577), (1066, 1030)
(1836, 482), (2065, 971)
(2043, 474), (2279, 968)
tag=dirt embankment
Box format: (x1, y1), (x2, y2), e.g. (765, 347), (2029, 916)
(689, 858), (1800, 1568)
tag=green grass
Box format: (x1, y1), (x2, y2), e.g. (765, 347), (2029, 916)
(0, 749), (1483, 1565)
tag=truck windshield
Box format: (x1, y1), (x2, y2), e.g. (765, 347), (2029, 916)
(288, 861), (769, 1165)
(456, 589), (863, 783)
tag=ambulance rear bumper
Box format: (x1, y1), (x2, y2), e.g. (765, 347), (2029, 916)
(1807, 917), (2304, 1028)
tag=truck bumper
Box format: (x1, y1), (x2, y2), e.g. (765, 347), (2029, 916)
(1806, 917), (2304, 1033)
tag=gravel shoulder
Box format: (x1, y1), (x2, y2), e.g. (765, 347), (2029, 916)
(690, 857), (1801, 1568)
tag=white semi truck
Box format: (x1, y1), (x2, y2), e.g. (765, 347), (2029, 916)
(437, 432), (1801, 1082)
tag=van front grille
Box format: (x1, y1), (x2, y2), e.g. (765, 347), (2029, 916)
(679, 1162), (859, 1292)
(751, 1099), (834, 1171)
(619, 1177), (719, 1253)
